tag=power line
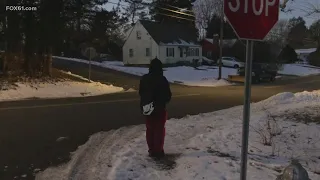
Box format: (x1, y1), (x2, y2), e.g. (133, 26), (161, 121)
(158, 7), (194, 17)
(106, 1), (195, 20)
(106, 1), (194, 14)
(156, 12), (194, 21)
(164, 4), (193, 13)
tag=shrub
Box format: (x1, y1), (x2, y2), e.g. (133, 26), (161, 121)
(307, 50), (320, 67)
(278, 45), (298, 63)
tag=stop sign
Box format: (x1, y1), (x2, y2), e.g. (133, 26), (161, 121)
(224, 0), (280, 40)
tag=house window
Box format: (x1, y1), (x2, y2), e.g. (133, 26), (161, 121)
(136, 31), (141, 39)
(166, 47), (174, 57)
(187, 48), (199, 56)
(129, 49), (133, 57)
(146, 48), (150, 56)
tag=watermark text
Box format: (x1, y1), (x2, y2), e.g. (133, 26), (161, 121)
(6, 6), (37, 11)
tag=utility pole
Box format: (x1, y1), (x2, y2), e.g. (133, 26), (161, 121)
(150, 36), (152, 61)
(218, 14), (224, 80)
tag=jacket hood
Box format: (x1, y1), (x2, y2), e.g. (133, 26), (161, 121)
(149, 58), (163, 75)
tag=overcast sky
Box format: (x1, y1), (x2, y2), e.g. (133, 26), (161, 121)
(103, 0), (320, 27)
(280, 0), (319, 26)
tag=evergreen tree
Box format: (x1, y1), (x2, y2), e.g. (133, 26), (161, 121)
(287, 17), (308, 48)
(1, 0), (126, 75)
(205, 15), (236, 39)
(278, 44), (297, 63)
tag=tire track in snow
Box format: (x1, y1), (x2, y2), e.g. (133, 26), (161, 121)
(67, 128), (123, 180)
(69, 125), (145, 180)
(36, 130), (115, 180)
(35, 126), (144, 180)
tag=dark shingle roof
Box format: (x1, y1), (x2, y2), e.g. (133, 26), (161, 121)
(139, 20), (199, 45)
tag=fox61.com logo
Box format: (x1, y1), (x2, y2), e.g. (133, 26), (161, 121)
(6, 6), (37, 11)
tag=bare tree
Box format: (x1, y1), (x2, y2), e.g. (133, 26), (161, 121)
(193, 0), (222, 37)
(280, 0), (291, 11)
(280, 0), (320, 18)
(300, 1), (320, 17)
(123, 0), (147, 25)
(265, 20), (289, 47)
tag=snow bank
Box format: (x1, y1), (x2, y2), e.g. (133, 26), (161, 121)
(0, 72), (124, 101)
(278, 64), (320, 76)
(54, 56), (237, 87)
(36, 90), (320, 180)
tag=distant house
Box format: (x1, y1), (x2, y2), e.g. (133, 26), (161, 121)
(201, 38), (237, 60)
(122, 20), (202, 65)
(201, 38), (218, 60)
(295, 48), (317, 62)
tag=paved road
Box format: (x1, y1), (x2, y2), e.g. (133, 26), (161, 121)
(1, 59), (320, 180)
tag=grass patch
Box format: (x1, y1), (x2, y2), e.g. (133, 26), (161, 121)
(276, 106), (320, 124)
(0, 68), (88, 91)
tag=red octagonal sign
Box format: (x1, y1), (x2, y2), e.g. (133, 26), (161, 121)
(224, 0), (280, 40)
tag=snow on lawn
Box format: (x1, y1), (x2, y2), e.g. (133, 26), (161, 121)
(100, 61), (236, 87)
(278, 64), (320, 76)
(36, 90), (320, 180)
(54, 56), (237, 87)
(0, 71), (124, 101)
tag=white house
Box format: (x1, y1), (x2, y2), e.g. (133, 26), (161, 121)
(295, 48), (317, 62)
(122, 20), (202, 65)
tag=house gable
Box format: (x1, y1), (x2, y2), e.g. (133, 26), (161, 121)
(122, 21), (159, 65)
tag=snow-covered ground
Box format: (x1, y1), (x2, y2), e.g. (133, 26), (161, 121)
(54, 56), (237, 87)
(36, 90), (320, 180)
(278, 64), (320, 76)
(0, 71), (124, 101)
(54, 56), (320, 87)
(101, 61), (236, 87)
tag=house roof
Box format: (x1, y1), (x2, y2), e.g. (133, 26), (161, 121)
(295, 48), (317, 54)
(139, 20), (200, 46)
(204, 38), (214, 44)
(204, 38), (237, 48)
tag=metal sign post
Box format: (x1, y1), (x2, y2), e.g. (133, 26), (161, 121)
(240, 40), (254, 180)
(83, 47), (96, 82)
(89, 49), (92, 81)
(223, 0), (280, 179)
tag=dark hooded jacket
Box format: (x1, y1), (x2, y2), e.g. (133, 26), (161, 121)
(139, 58), (172, 115)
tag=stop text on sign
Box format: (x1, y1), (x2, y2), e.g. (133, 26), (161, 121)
(228, 0), (276, 16)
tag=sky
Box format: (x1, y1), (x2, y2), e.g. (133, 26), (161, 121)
(103, 0), (320, 27)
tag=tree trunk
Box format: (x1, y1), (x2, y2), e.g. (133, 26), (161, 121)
(6, 8), (21, 73)
(2, 52), (7, 74)
(23, 10), (37, 76)
(43, 47), (52, 76)
(47, 47), (52, 76)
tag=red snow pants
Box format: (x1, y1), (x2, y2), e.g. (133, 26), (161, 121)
(145, 110), (167, 154)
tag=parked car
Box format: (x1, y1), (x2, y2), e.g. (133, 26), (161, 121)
(202, 57), (215, 66)
(237, 63), (277, 83)
(218, 56), (245, 68)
